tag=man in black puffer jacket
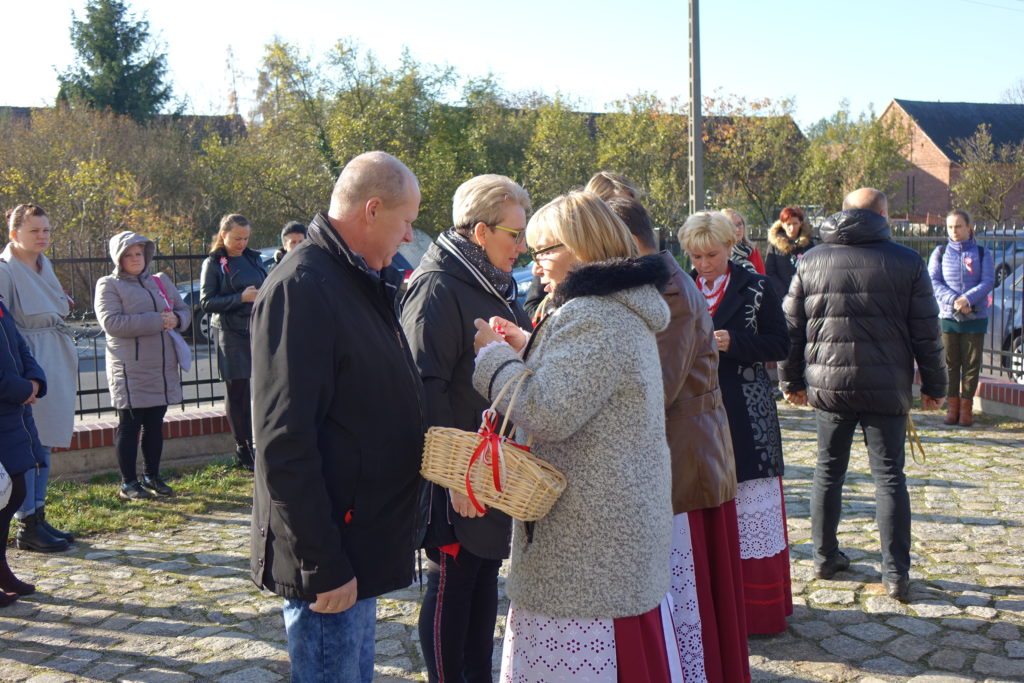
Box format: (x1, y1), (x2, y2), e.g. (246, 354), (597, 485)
(779, 188), (946, 602)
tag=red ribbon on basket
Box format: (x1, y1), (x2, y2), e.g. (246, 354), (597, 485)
(465, 411), (504, 514)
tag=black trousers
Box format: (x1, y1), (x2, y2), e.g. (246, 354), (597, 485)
(812, 410), (911, 581)
(224, 379), (252, 446)
(1, 472), (27, 568)
(116, 405), (168, 483)
(418, 546), (502, 683)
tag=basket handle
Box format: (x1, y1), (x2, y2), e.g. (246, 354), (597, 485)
(479, 368), (532, 440)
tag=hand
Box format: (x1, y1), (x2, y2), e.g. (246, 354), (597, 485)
(309, 577), (357, 614)
(488, 316), (529, 352)
(450, 490), (484, 518)
(473, 318), (506, 354)
(784, 390), (808, 406)
(920, 393), (942, 411)
(161, 311), (177, 330)
(713, 329), (731, 352)
(23, 379), (40, 405)
(953, 296), (971, 314)
(241, 286), (259, 303)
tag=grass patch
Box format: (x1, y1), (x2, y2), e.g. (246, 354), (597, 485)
(26, 459), (254, 539)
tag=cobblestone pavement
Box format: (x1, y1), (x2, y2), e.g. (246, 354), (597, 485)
(0, 404), (1022, 682)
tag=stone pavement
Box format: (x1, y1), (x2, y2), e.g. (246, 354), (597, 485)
(0, 404), (1022, 682)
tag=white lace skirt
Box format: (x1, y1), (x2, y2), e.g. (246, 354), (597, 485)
(499, 594), (685, 682)
(735, 476), (786, 560)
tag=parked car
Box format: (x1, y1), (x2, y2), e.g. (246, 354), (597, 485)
(985, 263), (1024, 385)
(977, 228), (1024, 286)
(175, 280), (209, 345)
(513, 262), (535, 308)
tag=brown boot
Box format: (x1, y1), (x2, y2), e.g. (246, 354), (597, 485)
(944, 397), (960, 425)
(959, 397), (974, 427)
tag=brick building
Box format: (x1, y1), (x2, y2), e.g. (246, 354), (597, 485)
(880, 99), (1024, 223)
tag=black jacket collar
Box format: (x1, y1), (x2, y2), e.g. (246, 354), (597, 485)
(306, 212), (404, 294)
(820, 209), (891, 246)
(552, 254), (669, 308)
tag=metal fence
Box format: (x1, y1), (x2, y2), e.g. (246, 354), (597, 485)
(47, 238), (223, 418)
(38, 224), (1024, 418)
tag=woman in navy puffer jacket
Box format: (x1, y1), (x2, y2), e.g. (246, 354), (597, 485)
(0, 296), (47, 605)
(927, 209), (995, 427)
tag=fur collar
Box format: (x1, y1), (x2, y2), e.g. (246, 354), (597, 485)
(767, 220), (813, 254)
(553, 254), (669, 307)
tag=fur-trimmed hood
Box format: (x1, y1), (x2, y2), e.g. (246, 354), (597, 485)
(767, 219), (814, 254)
(552, 254), (670, 333)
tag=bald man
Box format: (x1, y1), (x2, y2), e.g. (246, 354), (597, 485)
(249, 151), (426, 681)
(779, 188), (946, 603)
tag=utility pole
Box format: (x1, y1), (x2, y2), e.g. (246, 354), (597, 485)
(688, 0), (704, 214)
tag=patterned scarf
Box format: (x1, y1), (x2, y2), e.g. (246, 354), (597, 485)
(441, 229), (516, 302)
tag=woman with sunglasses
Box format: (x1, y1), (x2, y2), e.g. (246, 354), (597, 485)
(472, 191), (679, 682)
(401, 174), (532, 683)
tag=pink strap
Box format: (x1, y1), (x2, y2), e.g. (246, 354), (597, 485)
(152, 275), (173, 312)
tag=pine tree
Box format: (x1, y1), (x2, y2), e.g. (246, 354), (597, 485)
(57, 0), (172, 123)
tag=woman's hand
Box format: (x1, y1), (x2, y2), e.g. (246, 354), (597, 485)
(713, 329), (731, 352)
(488, 316), (529, 352)
(954, 295), (972, 314)
(23, 379), (40, 405)
(450, 490), (484, 518)
(161, 311), (178, 330)
(241, 285), (259, 303)
(473, 318), (506, 354)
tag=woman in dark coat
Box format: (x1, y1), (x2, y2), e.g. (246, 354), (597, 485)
(764, 206), (813, 299)
(680, 210), (793, 636)
(200, 214), (267, 470)
(0, 296), (48, 605)
(401, 174), (532, 683)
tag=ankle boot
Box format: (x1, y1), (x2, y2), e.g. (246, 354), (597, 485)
(37, 505), (74, 543)
(0, 592), (17, 608)
(234, 442), (255, 472)
(14, 513), (70, 553)
(959, 397), (974, 427)
(0, 563), (35, 596)
(944, 397), (960, 425)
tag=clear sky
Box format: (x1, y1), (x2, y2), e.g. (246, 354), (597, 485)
(3, 0), (1023, 130)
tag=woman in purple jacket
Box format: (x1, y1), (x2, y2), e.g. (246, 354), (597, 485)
(928, 209), (995, 427)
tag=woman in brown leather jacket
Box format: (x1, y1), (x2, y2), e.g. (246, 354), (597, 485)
(609, 198), (750, 683)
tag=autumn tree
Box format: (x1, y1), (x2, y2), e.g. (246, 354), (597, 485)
(950, 124), (1024, 222)
(799, 102), (910, 214)
(703, 95), (805, 226)
(57, 0), (172, 123)
(596, 93), (689, 229)
(524, 96), (597, 208)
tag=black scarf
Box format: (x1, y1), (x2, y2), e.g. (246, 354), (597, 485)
(440, 229), (516, 302)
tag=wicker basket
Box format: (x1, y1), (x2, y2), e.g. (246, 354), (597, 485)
(420, 370), (566, 521)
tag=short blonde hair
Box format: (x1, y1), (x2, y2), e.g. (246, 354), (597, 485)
(678, 211), (736, 254)
(527, 190), (638, 263)
(451, 174), (531, 235)
(585, 171), (639, 201)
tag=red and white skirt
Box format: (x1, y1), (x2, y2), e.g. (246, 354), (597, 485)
(500, 594), (685, 682)
(736, 476), (792, 635)
(682, 501), (751, 682)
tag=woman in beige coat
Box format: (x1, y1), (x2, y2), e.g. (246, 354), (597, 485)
(95, 232), (190, 500)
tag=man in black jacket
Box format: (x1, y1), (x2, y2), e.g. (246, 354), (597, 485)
(779, 188), (945, 602)
(249, 151), (426, 682)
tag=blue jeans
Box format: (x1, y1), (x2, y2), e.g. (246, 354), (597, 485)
(15, 445), (50, 518)
(283, 596), (376, 683)
(812, 410), (910, 581)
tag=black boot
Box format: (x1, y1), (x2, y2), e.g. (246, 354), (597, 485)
(234, 442), (254, 472)
(14, 513), (70, 553)
(37, 505), (74, 543)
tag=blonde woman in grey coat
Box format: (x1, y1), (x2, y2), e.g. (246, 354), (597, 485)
(471, 191), (684, 681)
(95, 232), (190, 500)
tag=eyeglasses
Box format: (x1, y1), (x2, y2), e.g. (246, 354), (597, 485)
(491, 224), (527, 246)
(531, 242), (565, 259)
